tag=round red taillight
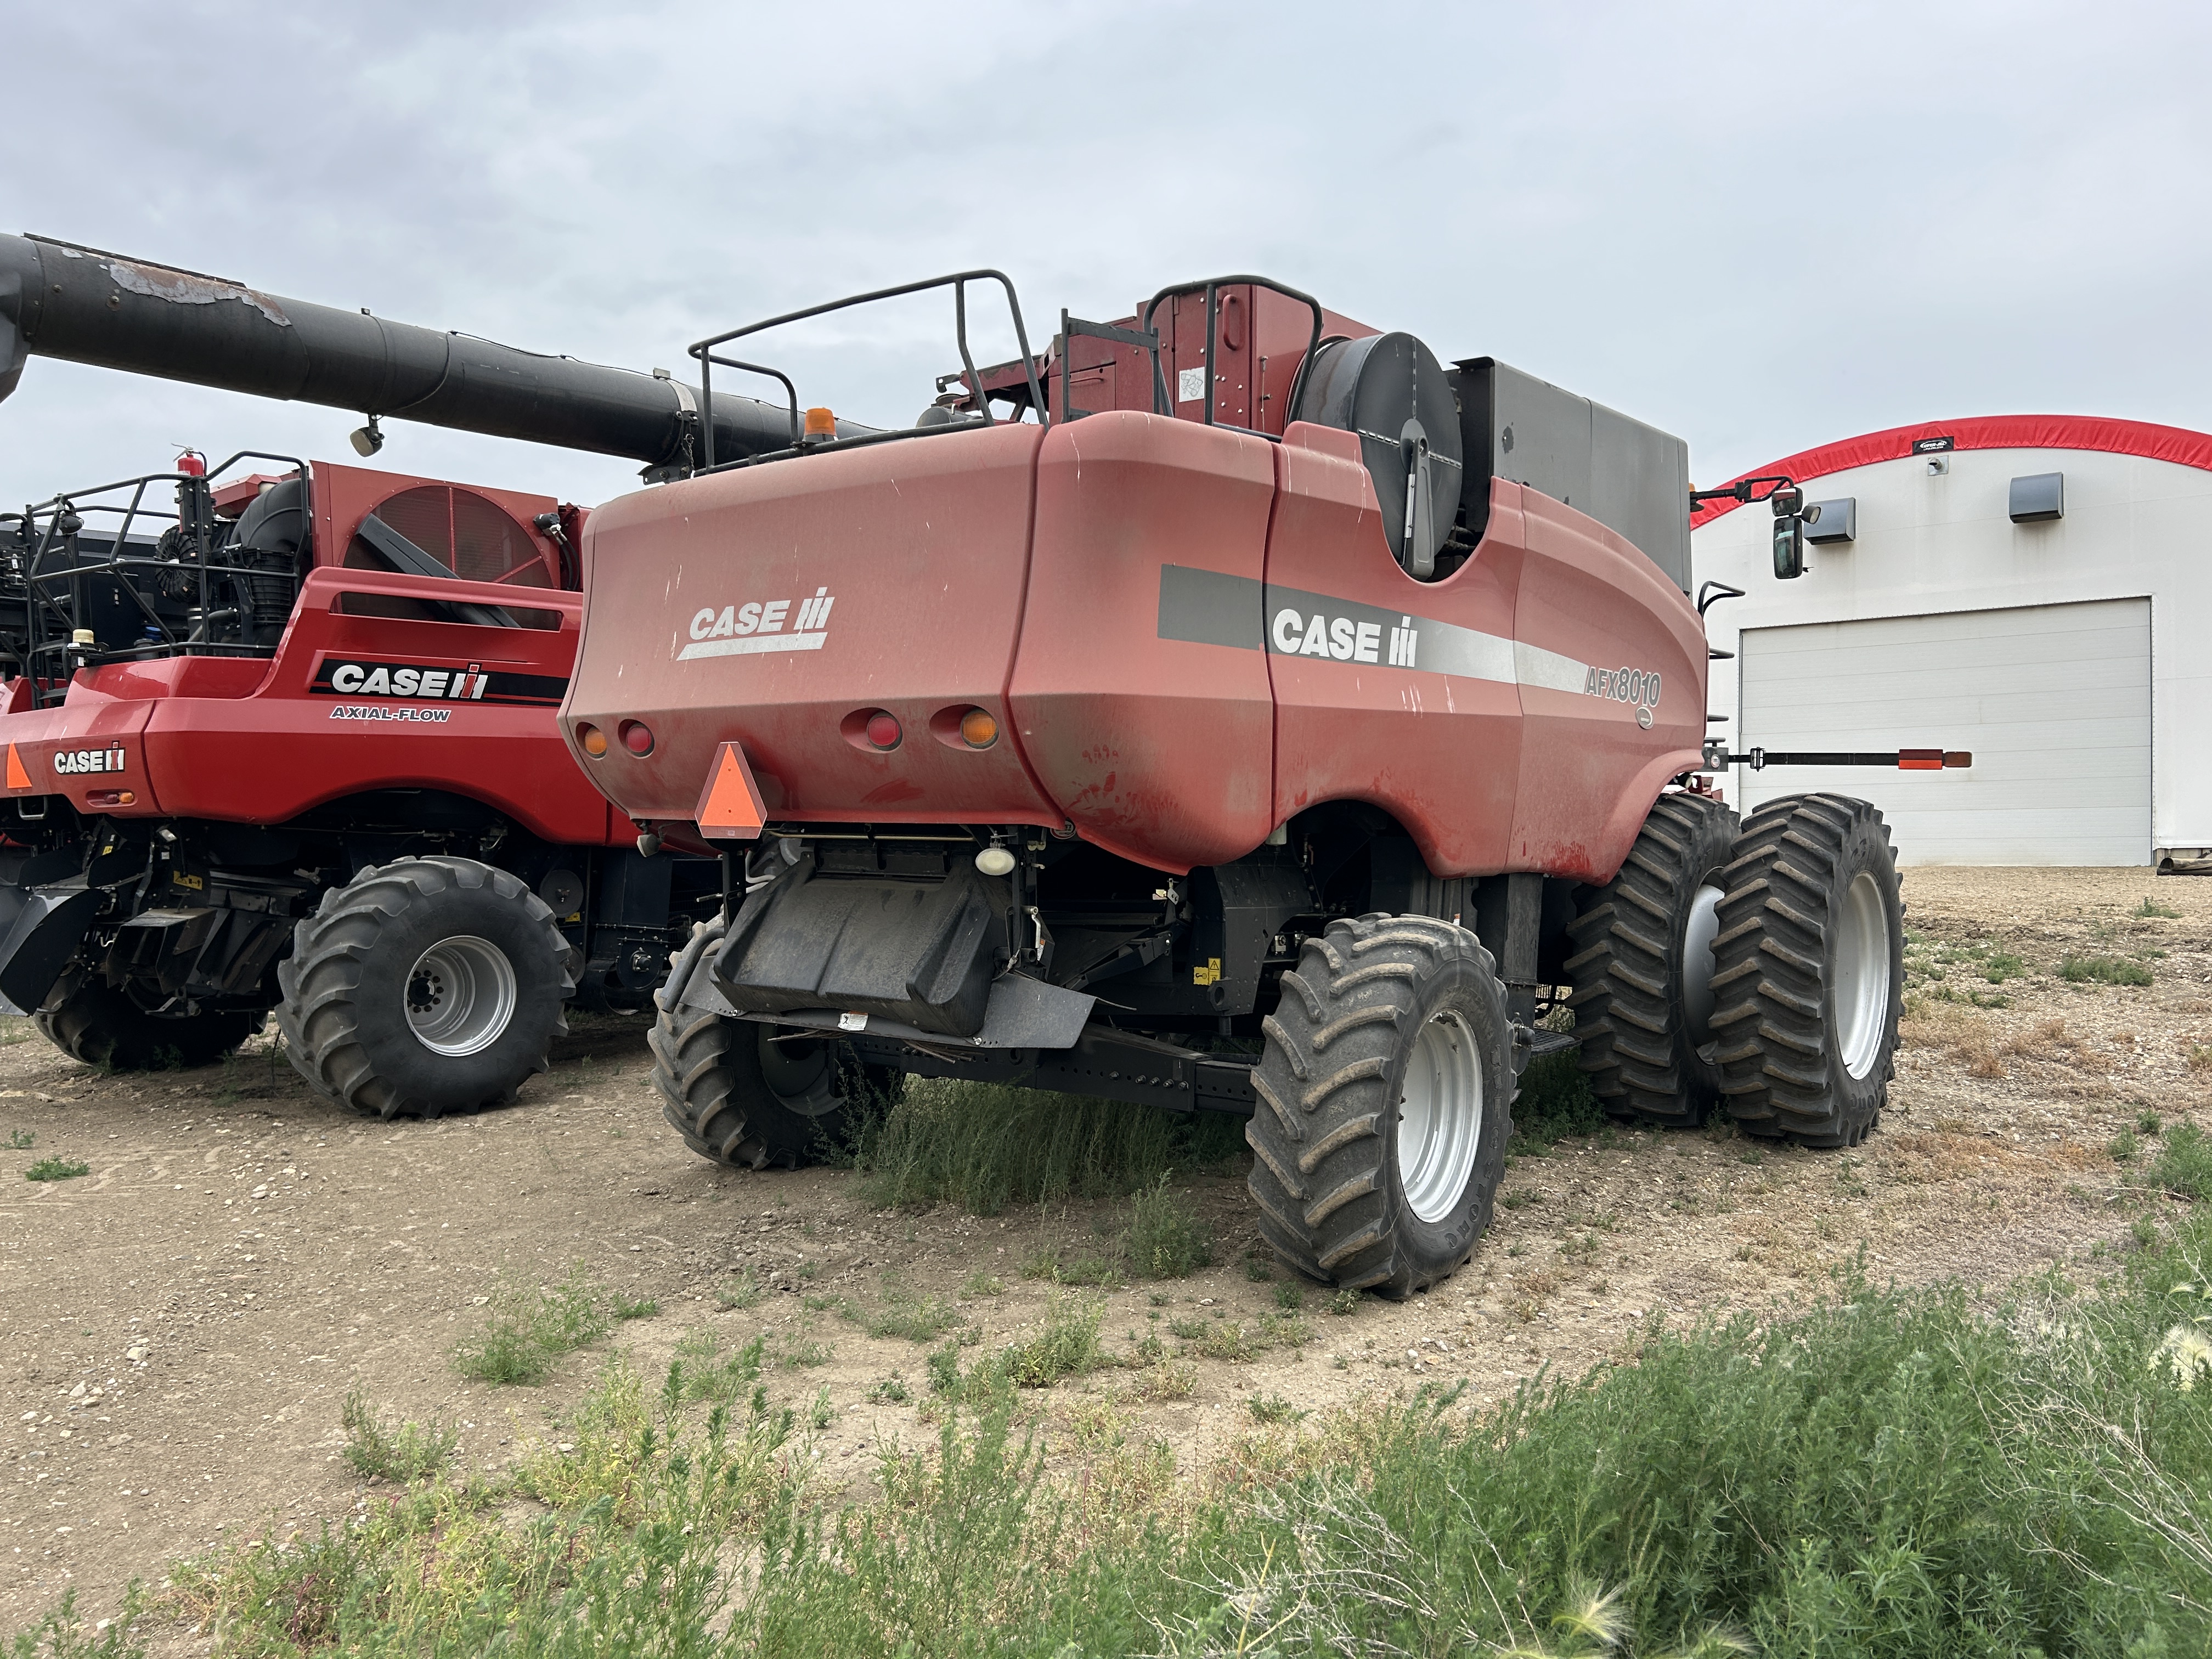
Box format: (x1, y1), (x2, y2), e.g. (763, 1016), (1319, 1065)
(864, 711), (901, 750)
(619, 719), (654, 755)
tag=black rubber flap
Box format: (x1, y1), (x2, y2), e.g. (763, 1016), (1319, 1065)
(712, 862), (1007, 1038)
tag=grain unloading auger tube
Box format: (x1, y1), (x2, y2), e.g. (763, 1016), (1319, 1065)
(538, 266), (1979, 1299)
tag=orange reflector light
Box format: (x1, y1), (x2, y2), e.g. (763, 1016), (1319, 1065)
(578, 723), (608, 757)
(3, 745), (27, 791)
(864, 711), (901, 750)
(620, 720), (654, 755)
(803, 405), (837, 439)
(958, 708), (998, 749)
(696, 741), (767, 840)
(1944, 751), (1973, 769)
(1898, 748), (1942, 771)
(86, 789), (134, 809)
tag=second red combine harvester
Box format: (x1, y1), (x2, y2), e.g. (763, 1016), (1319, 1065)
(561, 272), (1957, 1295)
(0, 233), (816, 1115)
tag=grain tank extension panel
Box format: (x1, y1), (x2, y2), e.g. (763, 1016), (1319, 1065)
(1452, 358), (1692, 592)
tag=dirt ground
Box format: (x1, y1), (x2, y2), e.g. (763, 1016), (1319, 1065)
(1, 865), (2206, 1637)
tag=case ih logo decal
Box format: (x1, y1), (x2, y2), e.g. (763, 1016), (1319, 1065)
(52, 747), (126, 776)
(310, 659), (568, 707)
(1155, 566), (1661, 715)
(679, 589), (835, 661)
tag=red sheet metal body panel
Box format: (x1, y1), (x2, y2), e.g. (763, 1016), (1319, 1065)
(1011, 414), (1278, 870)
(0, 569), (618, 845)
(1263, 427), (1524, 875)
(1506, 490), (1708, 880)
(565, 424), (1057, 827)
(563, 414), (1708, 885)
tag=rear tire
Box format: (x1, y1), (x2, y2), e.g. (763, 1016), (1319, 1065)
(1709, 793), (1903, 1147)
(650, 918), (898, 1171)
(276, 857), (573, 1120)
(1565, 791), (1737, 1125)
(36, 970), (262, 1071)
(1246, 913), (1514, 1299)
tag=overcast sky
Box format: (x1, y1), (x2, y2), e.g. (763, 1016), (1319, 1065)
(4, 0), (2207, 512)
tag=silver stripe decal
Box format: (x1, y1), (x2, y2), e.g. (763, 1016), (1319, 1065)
(677, 631), (829, 662)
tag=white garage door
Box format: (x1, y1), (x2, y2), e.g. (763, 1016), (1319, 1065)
(1739, 598), (2151, 866)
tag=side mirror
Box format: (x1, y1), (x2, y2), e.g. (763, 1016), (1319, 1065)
(1769, 486), (1809, 579)
(1772, 512), (1805, 579)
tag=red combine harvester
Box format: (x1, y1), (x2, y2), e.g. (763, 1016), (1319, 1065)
(562, 272), (1966, 1294)
(0, 234), (812, 1114)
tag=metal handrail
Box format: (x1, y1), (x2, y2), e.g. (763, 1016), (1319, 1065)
(687, 270), (1046, 472)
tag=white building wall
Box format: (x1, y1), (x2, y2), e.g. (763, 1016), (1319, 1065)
(1692, 443), (2212, 864)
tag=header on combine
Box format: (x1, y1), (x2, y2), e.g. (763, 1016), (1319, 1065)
(557, 267), (1955, 1295)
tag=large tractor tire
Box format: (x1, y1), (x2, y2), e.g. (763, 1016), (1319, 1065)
(276, 857), (574, 1120)
(1246, 913), (1515, 1299)
(36, 969), (262, 1071)
(650, 917), (899, 1171)
(1709, 793), (1904, 1147)
(1564, 791), (1738, 1126)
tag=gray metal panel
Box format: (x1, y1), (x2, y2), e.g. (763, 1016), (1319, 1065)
(1451, 357), (1690, 590)
(1805, 496), (1858, 544)
(1588, 402), (1691, 589)
(2009, 472), (2065, 522)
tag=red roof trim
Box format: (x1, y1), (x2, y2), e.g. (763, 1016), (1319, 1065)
(1690, 414), (2212, 529)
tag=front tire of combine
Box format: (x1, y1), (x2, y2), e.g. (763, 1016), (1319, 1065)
(36, 970), (263, 1071)
(1565, 791), (1739, 1126)
(276, 857), (574, 1120)
(650, 918), (899, 1171)
(1247, 914), (1515, 1299)
(1709, 793), (1903, 1148)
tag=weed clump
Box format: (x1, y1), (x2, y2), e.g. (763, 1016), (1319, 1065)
(1128, 1175), (1212, 1278)
(1510, 1051), (1607, 1153)
(340, 1387), (458, 1483)
(1001, 1293), (1105, 1387)
(2059, 953), (2154, 986)
(451, 1268), (617, 1386)
(2154, 1124), (2212, 1203)
(22, 1158), (87, 1183)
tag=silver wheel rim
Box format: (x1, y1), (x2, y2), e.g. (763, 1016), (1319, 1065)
(1396, 1009), (1483, 1224)
(1833, 872), (1890, 1080)
(405, 935), (518, 1058)
(1681, 882), (1725, 1043)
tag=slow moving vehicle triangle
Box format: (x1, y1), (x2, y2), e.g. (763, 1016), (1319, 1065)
(695, 741), (766, 839)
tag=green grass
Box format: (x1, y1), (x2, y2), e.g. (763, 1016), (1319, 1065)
(2134, 895), (2183, 918)
(340, 1387), (459, 1484)
(26, 1204), (2212, 1657)
(22, 1158), (87, 1183)
(863, 1286), (964, 1345)
(2059, 953), (2155, 986)
(848, 1076), (1243, 1215)
(4, 1130), (32, 1151)
(450, 1268), (618, 1386)
(672, 1328), (767, 1404)
(1020, 1242), (1123, 1287)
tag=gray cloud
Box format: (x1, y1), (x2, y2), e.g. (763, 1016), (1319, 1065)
(5, 0), (2207, 512)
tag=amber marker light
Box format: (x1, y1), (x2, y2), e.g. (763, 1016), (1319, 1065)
(578, 724), (608, 757)
(803, 406), (837, 440)
(958, 708), (998, 748)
